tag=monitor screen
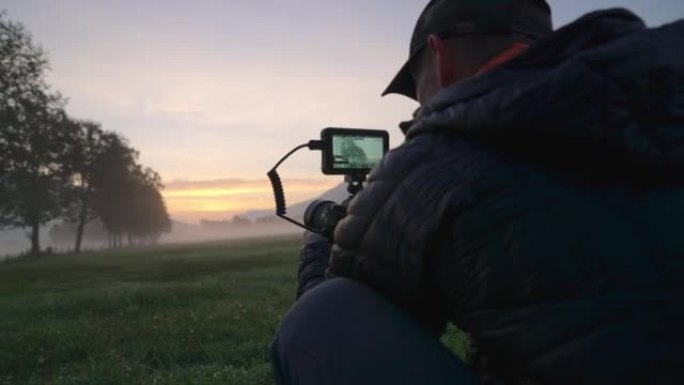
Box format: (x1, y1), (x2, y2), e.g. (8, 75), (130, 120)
(331, 134), (385, 170)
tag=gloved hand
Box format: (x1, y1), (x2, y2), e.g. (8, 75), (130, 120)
(296, 231), (332, 299)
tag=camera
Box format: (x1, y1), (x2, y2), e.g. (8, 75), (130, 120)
(303, 199), (347, 239)
(268, 128), (389, 240)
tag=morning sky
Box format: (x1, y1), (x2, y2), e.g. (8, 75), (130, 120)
(2, 0), (682, 222)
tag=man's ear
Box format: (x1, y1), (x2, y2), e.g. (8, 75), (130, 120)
(427, 34), (455, 87)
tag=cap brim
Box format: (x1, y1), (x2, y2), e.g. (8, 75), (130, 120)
(382, 59), (417, 100)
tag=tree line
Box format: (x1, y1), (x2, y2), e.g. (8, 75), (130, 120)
(0, 12), (171, 255)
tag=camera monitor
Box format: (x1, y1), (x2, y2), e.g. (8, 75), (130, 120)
(321, 128), (389, 175)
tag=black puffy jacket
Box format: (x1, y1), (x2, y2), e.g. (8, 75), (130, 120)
(328, 9), (684, 385)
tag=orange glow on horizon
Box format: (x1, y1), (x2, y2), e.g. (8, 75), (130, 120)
(164, 187), (267, 198)
(161, 178), (337, 223)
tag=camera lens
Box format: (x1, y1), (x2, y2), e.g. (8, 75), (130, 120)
(304, 199), (347, 237)
(304, 200), (335, 230)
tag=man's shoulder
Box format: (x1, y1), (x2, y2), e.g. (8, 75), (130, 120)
(368, 132), (508, 193)
(367, 133), (439, 181)
(337, 131), (511, 246)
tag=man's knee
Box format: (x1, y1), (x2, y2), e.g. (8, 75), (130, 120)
(271, 278), (366, 385)
(273, 278), (369, 350)
(270, 278), (479, 385)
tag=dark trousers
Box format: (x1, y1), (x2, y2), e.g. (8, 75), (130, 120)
(270, 278), (479, 385)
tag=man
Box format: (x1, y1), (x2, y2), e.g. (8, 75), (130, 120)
(271, 0), (684, 384)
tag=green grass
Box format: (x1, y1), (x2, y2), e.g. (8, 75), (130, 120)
(0, 236), (466, 385)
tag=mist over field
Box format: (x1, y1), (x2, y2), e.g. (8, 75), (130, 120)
(0, 221), (299, 260)
(159, 221), (302, 248)
(1, 183), (348, 259)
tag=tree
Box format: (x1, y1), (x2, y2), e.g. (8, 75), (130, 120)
(61, 118), (106, 252)
(0, 13), (72, 254)
(90, 134), (171, 248)
(1, 13), (171, 254)
(90, 133), (137, 248)
(232, 215), (251, 226)
(0, 12), (49, 129)
(0, 97), (70, 255)
(123, 170), (171, 245)
(1, 11), (49, 189)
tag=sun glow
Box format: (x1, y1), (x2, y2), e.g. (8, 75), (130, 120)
(161, 178), (337, 223)
(164, 187), (268, 198)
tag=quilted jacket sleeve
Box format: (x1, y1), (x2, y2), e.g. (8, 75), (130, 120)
(297, 232), (332, 299)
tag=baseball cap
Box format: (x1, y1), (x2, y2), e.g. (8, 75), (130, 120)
(383, 0), (553, 100)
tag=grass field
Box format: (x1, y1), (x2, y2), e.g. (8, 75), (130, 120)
(0, 236), (466, 385)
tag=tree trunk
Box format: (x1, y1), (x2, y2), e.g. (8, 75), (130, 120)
(74, 220), (85, 253)
(30, 221), (40, 255)
(74, 190), (89, 253)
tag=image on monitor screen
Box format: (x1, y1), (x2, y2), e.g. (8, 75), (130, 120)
(331, 134), (384, 170)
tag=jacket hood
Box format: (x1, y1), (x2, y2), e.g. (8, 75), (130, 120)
(408, 9), (684, 176)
